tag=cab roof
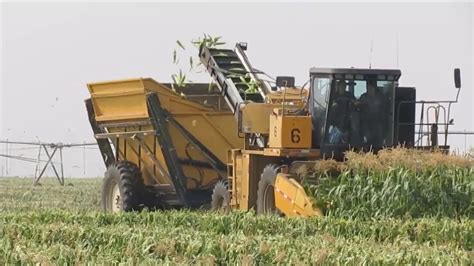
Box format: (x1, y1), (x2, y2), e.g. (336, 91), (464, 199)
(310, 67), (401, 80)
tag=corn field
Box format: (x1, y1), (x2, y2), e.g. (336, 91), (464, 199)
(303, 148), (474, 219)
(1, 210), (473, 264)
(0, 149), (473, 264)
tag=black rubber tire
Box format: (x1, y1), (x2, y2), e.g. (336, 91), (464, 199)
(102, 161), (145, 212)
(211, 180), (230, 212)
(256, 164), (279, 215)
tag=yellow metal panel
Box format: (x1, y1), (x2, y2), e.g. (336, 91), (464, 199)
(240, 154), (250, 210)
(167, 123), (225, 189)
(235, 154), (243, 207)
(141, 78), (177, 97)
(140, 132), (165, 185)
(266, 87), (308, 102)
(93, 93), (148, 122)
(231, 152), (243, 207)
(88, 79), (145, 95)
(274, 176), (296, 215)
(281, 116), (312, 148)
(107, 125), (171, 185)
(88, 79), (149, 122)
(88, 78), (220, 123)
(240, 103), (278, 134)
(142, 79), (218, 113)
(173, 113), (241, 164)
(274, 174), (323, 217)
(293, 179), (307, 214)
(269, 113), (312, 149)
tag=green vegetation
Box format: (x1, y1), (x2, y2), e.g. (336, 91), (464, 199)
(302, 148), (474, 219)
(0, 149), (473, 264)
(1, 211), (473, 264)
(0, 178), (101, 212)
(171, 34), (225, 89)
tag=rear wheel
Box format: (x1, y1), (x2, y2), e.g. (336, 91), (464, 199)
(102, 161), (145, 212)
(256, 164), (279, 215)
(211, 180), (230, 212)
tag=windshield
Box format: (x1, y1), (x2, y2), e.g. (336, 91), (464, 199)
(325, 78), (395, 147)
(310, 77), (331, 148)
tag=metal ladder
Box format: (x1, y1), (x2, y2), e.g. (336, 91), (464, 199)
(226, 149), (241, 207)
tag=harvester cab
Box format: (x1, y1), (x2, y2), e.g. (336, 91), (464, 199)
(309, 68), (402, 159)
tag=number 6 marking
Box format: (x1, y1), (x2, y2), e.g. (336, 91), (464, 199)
(291, 128), (301, 143)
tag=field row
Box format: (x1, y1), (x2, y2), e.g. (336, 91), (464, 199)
(0, 178), (101, 212)
(1, 211), (473, 264)
(304, 149), (474, 219)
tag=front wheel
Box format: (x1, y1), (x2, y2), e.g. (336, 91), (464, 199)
(256, 164), (280, 215)
(102, 161), (144, 212)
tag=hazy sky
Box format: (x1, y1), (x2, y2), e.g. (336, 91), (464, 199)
(1, 2), (473, 177)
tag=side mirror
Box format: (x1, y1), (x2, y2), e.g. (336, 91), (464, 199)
(454, 68), (461, 89)
(276, 76), (295, 87)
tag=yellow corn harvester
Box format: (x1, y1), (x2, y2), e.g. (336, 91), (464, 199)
(86, 42), (460, 216)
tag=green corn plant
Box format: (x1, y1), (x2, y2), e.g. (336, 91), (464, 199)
(171, 34), (225, 93)
(0, 148), (473, 265)
(239, 74), (260, 94)
(171, 70), (187, 90)
(191, 34), (226, 49)
(1, 208), (472, 264)
(303, 149), (473, 220)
